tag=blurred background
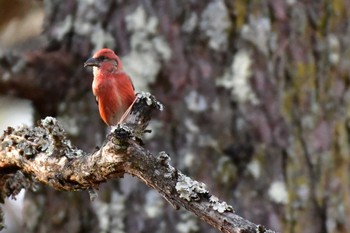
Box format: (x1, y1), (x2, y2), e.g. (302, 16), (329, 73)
(0, 0), (349, 232)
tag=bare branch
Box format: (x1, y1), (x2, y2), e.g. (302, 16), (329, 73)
(0, 93), (276, 233)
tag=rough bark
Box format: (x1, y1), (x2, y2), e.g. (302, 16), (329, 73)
(0, 0), (349, 232)
(0, 93), (274, 233)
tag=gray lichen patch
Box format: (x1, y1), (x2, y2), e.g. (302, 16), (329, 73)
(157, 151), (171, 165)
(136, 92), (164, 111)
(39, 117), (85, 159)
(157, 151), (176, 179)
(175, 173), (208, 201)
(209, 195), (233, 213)
(123, 6), (171, 92)
(1, 116), (85, 163)
(92, 191), (126, 233)
(216, 50), (258, 104)
(175, 171), (233, 213)
(176, 211), (199, 233)
(200, 0), (231, 51)
(1, 126), (45, 159)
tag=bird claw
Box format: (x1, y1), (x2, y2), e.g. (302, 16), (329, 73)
(111, 124), (132, 142)
(109, 124), (145, 146)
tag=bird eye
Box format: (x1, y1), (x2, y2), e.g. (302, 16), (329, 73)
(99, 56), (107, 61)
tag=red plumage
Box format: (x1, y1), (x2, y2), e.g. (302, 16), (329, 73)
(84, 48), (135, 126)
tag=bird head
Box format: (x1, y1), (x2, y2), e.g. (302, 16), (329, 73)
(84, 48), (123, 71)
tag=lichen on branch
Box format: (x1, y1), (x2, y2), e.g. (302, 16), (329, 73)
(0, 93), (275, 233)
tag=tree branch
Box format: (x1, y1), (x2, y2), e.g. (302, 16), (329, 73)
(0, 93), (276, 233)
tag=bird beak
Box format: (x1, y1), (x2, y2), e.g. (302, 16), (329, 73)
(84, 57), (100, 68)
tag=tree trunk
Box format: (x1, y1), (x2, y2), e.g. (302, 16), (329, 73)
(0, 0), (349, 232)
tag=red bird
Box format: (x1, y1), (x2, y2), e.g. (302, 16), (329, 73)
(84, 48), (135, 126)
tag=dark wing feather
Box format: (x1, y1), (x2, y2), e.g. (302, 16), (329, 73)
(127, 75), (135, 91)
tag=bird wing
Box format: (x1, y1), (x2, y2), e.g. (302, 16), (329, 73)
(127, 74), (135, 91)
(92, 79), (99, 105)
